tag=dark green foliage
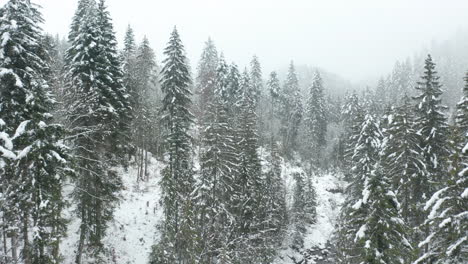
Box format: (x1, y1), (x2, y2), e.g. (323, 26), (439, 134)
(150, 27), (196, 263)
(0, 1), (70, 263)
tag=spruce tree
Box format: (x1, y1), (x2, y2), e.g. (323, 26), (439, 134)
(266, 71), (281, 144)
(133, 37), (160, 180)
(336, 114), (382, 262)
(279, 61), (303, 156)
(415, 72), (468, 264)
(195, 38), (218, 119)
(226, 62), (242, 112)
(0, 1), (69, 263)
(64, 0), (129, 261)
(412, 55), (449, 227)
(149, 27), (196, 263)
(352, 162), (413, 264)
(213, 54), (230, 105)
(304, 71), (327, 170)
(249, 55), (263, 107)
(196, 94), (239, 262)
(381, 95), (425, 225)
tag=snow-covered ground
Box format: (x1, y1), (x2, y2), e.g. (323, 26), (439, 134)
(275, 168), (346, 264)
(61, 158), (164, 264)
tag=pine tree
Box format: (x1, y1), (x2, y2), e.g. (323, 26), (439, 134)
(233, 91), (272, 263)
(226, 62), (242, 112)
(336, 114), (382, 262)
(352, 162), (413, 264)
(265, 142), (287, 234)
(340, 91), (364, 177)
(64, 0), (129, 261)
(122, 25), (139, 129)
(249, 55), (263, 107)
(412, 55), (449, 227)
(415, 72), (468, 264)
(195, 38), (218, 119)
(213, 54), (230, 105)
(133, 37), (160, 180)
(196, 94), (239, 262)
(381, 94), (425, 226)
(279, 61), (303, 157)
(266, 71), (281, 143)
(0, 1), (70, 263)
(149, 27), (196, 263)
(304, 71), (327, 170)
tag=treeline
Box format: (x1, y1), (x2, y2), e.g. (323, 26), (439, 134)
(333, 55), (467, 263)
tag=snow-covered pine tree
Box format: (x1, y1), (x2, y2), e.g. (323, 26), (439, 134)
(196, 93), (239, 262)
(233, 89), (273, 262)
(304, 71), (327, 170)
(132, 37), (160, 180)
(291, 170), (317, 249)
(195, 38), (218, 119)
(0, 1), (70, 263)
(265, 142), (287, 235)
(64, 0), (129, 261)
(340, 91), (364, 177)
(352, 162), (413, 264)
(279, 61), (303, 157)
(226, 62), (242, 112)
(96, 0), (132, 164)
(249, 55), (263, 107)
(336, 114), (382, 262)
(149, 27), (196, 263)
(381, 94), (425, 226)
(213, 54), (230, 105)
(412, 54), (449, 227)
(122, 25), (139, 131)
(414, 72), (468, 264)
(266, 71), (281, 143)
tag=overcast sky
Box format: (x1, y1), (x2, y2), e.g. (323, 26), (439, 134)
(11, 0), (468, 83)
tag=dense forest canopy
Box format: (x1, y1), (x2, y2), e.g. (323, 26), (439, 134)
(0, 0), (466, 264)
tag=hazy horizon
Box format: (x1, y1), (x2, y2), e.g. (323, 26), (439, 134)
(24, 0), (468, 84)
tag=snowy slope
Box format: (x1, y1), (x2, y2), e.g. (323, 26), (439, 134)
(275, 169), (345, 264)
(61, 158), (164, 264)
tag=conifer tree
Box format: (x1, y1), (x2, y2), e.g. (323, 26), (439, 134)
(149, 27), (196, 263)
(412, 55), (449, 227)
(213, 54), (230, 105)
(195, 38), (218, 119)
(196, 94), (239, 262)
(352, 162), (413, 264)
(226, 62), (242, 111)
(249, 55), (263, 107)
(340, 91), (364, 176)
(415, 72), (468, 264)
(336, 114), (382, 261)
(133, 37), (160, 179)
(266, 71), (281, 143)
(64, 0), (129, 261)
(0, 1), (69, 263)
(304, 71), (327, 170)
(279, 61), (303, 156)
(265, 142), (287, 234)
(122, 25), (138, 126)
(381, 95), (425, 225)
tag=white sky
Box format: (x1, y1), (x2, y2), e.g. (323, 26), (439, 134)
(5, 0), (468, 82)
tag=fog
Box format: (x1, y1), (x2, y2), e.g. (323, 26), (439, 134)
(32, 0), (468, 83)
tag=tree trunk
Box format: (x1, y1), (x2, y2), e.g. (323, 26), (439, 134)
(75, 206), (86, 264)
(22, 212), (30, 264)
